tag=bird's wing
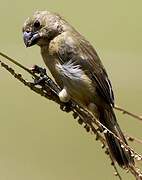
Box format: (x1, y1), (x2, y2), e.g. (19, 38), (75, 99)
(55, 32), (114, 106)
(78, 37), (114, 106)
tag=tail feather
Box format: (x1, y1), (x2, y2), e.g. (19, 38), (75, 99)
(98, 106), (134, 168)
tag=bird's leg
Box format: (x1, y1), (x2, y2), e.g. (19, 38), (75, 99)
(30, 65), (73, 112)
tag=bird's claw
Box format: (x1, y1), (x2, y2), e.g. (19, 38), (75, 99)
(31, 65), (47, 77)
(33, 76), (48, 86)
(60, 102), (72, 113)
(30, 65), (49, 86)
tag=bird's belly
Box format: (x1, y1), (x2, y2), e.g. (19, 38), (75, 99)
(63, 74), (96, 107)
(54, 61), (96, 107)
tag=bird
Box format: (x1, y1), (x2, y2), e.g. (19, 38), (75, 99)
(22, 11), (134, 168)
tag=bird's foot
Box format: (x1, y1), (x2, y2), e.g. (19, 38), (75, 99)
(60, 101), (74, 113)
(30, 65), (47, 77)
(30, 65), (50, 86)
(29, 65), (60, 96)
(33, 76), (48, 86)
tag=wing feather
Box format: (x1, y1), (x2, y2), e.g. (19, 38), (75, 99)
(78, 38), (114, 106)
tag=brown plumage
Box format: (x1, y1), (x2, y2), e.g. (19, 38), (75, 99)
(23, 11), (134, 168)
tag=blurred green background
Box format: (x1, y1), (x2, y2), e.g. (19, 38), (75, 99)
(0, 0), (142, 179)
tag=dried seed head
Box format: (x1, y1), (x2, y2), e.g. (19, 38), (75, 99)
(134, 154), (139, 159)
(111, 161), (114, 166)
(136, 156), (142, 161)
(103, 130), (107, 134)
(114, 172), (118, 176)
(130, 151), (135, 157)
(73, 112), (78, 119)
(105, 150), (109, 155)
(78, 118), (83, 125)
(124, 148), (128, 152)
(84, 125), (90, 132)
(101, 144), (105, 149)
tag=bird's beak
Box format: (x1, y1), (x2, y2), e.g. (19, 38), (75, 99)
(23, 31), (40, 47)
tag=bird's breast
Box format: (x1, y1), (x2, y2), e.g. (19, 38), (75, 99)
(41, 46), (63, 87)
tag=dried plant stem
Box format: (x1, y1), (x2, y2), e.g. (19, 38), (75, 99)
(1, 52), (142, 179)
(125, 133), (142, 145)
(0, 52), (32, 75)
(114, 105), (142, 122)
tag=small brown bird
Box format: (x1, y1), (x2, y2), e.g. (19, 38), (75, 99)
(23, 11), (134, 168)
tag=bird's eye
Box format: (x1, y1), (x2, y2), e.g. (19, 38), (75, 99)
(34, 20), (40, 28)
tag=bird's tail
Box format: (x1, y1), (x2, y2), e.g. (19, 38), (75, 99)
(98, 106), (134, 168)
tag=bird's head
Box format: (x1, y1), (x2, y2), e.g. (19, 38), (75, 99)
(22, 11), (63, 47)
